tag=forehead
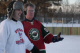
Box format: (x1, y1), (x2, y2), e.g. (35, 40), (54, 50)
(15, 9), (22, 11)
(27, 6), (35, 10)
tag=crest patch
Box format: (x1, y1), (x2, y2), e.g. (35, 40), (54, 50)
(29, 28), (40, 41)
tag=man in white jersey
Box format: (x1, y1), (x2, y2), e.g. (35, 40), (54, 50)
(0, 1), (40, 53)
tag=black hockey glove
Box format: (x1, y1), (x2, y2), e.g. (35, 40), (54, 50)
(31, 45), (40, 53)
(52, 32), (64, 42)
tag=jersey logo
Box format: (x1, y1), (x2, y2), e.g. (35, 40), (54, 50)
(15, 28), (24, 44)
(29, 28), (40, 41)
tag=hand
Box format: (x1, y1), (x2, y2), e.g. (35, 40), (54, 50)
(52, 32), (64, 42)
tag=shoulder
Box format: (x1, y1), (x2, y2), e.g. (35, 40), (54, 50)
(0, 19), (11, 29)
(34, 20), (42, 24)
(0, 19), (9, 26)
(21, 20), (25, 23)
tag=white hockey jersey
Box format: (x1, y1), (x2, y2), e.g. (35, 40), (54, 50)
(0, 18), (34, 53)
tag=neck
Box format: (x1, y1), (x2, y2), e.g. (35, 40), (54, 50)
(13, 16), (18, 20)
(26, 18), (32, 20)
(26, 16), (33, 20)
(25, 17), (34, 22)
(13, 16), (20, 21)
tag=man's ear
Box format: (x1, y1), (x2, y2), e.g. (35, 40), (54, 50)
(24, 7), (27, 15)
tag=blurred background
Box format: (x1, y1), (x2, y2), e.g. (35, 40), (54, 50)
(0, 0), (80, 53)
(0, 0), (80, 35)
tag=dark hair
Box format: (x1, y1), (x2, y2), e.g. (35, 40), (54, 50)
(7, 1), (15, 18)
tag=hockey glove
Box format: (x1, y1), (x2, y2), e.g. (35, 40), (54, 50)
(52, 32), (64, 42)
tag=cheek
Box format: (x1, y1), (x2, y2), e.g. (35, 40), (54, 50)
(20, 11), (22, 14)
(27, 12), (34, 16)
(14, 12), (17, 16)
(14, 12), (18, 15)
(30, 13), (34, 15)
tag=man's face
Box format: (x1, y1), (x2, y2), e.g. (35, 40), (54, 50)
(26, 6), (35, 20)
(14, 9), (22, 20)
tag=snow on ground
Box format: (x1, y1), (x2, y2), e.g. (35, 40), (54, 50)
(42, 23), (80, 27)
(46, 35), (80, 53)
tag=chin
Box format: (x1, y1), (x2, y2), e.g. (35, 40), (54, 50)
(17, 17), (20, 20)
(30, 16), (34, 18)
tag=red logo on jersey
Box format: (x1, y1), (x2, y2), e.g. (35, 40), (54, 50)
(16, 39), (24, 44)
(15, 28), (24, 44)
(15, 28), (23, 33)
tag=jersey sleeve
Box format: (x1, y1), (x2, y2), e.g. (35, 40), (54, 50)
(23, 33), (34, 51)
(42, 25), (54, 43)
(0, 21), (9, 53)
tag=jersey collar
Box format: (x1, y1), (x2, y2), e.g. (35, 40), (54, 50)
(25, 18), (35, 22)
(12, 18), (17, 22)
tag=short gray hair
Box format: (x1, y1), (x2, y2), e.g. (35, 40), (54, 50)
(24, 3), (36, 9)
